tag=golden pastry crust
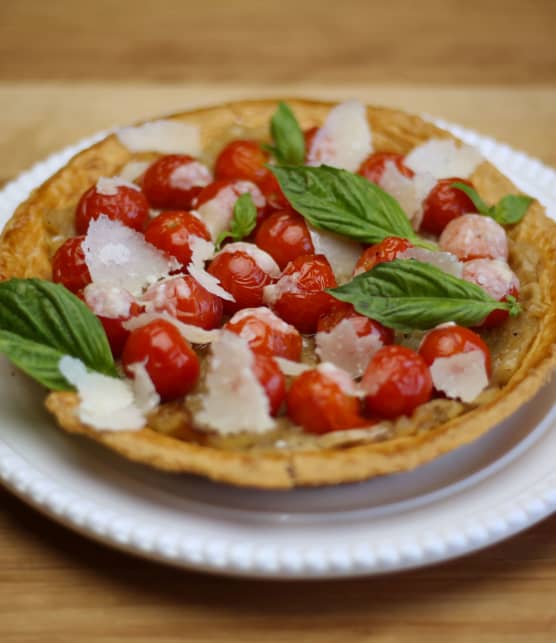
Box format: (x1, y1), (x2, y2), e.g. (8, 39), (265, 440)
(2, 99), (556, 488)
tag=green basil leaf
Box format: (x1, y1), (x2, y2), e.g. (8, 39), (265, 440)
(269, 102), (305, 166)
(215, 193), (258, 250)
(0, 330), (71, 390)
(492, 194), (534, 225)
(451, 182), (490, 215)
(0, 279), (117, 381)
(270, 164), (428, 246)
(327, 259), (520, 330)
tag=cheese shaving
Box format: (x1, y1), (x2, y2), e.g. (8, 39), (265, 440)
(117, 120), (201, 156)
(430, 350), (489, 403)
(195, 332), (275, 435)
(274, 357), (312, 377)
(126, 361), (160, 413)
(399, 247), (463, 278)
(96, 176), (141, 196)
(118, 161), (150, 183)
(123, 312), (219, 344)
(404, 139), (483, 180)
(379, 162), (436, 227)
(308, 226), (361, 282)
(317, 362), (360, 396)
(262, 273), (300, 306)
(216, 242), (280, 278)
(228, 307), (299, 337)
(168, 161), (212, 190)
(187, 237), (235, 302)
(307, 100), (373, 172)
(83, 282), (135, 319)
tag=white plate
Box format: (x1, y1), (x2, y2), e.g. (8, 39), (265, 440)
(1, 119), (556, 579)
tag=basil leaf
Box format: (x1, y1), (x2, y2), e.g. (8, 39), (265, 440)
(0, 330), (71, 390)
(270, 165), (429, 247)
(327, 259), (520, 330)
(452, 182), (533, 225)
(215, 193), (258, 250)
(0, 279), (117, 382)
(268, 102), (305, 166)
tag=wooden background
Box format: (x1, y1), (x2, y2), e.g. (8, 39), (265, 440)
(1, 1), (556, 641)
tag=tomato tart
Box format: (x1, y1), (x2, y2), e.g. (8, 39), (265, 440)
(1, 98), (555, 489)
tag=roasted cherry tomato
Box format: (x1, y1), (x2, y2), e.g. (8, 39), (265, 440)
(75, 184), (150, 234)
(252, 352), (287, 416)
(354, 236), (413, 275)
(144, 211), (210, 267)
(207, 248), (275, 314)
(358, 151), (414, 185)
(287, 367), (366, 434)
(142, 155), (212, 210)
(142, 275), (223, 329)
(419, 325), (492, 376)
(52, 236), (91, 293)
(361, 345), (433, 419)
(122, 318), (200, 401)
(317, 302), (394, 345)
(254, 210), (314, 270)
(97, 302), (144, 358)
(420, 177), (476, 235)
(214, 140), (270, 186)
(462, 258), (519, 328)
(439, 214), (508, 262)
(303, 126), (319, 159)
(257, 171), (289, 211)
(266, 254), (337, 334)
(225, 307), (302, 361)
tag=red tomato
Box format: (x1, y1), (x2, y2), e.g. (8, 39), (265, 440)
(287, 368), (366, 434)
(144, 211), (210, 267)
(354, 236), (413, 275)
(420, 177), (476, 235)
(225, 308), (302, 360)
(98, 302), (144, 358)
(75, 184), (150, 234)
(267, 254), (337, 334)
(358, 152), (414, 185)
(122, 319), (200, 401)
(254, 210), (314, 270)
(439, 214), (508, 262)
(142, 155), (212, 210)
(303, 126), (319, 158)
(52, 236), (91, 293)
(207, 249), (275, 314)
(361, 345), (433, 419)
(214, 140), (270, 185)
(257, 171), (290, 211)
(317, 302), (394, 345)
(142, 275), (223, 329)
(419, 325), (492, 376)
(252, 352), (287, 416)
(194, 178), (267, 229)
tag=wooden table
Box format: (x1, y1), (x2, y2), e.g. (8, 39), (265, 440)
(1, 2), (556, 641)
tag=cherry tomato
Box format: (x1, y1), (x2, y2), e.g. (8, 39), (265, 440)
(353, 236), (413, 275)
(419, 325), (492, 376)
(52, 236), (91, 293)
(207, 248), (275, 314)
(358, 152), (414, 185)
(252, 352), (286, 416)
(98, 302), (144, 358)
(122, 319), (200, 401)
(420, 177), (476, 235)
(142, 155), (212, 210)
(266, 254), (337, 334)
(75, 184), (150, 234)
(303, 126), (319, 159)
(361, 345), (433, 419)
(439, 214), (508, 262)
(225, 307), (302, 361)
(142, 275), (223, 329)
(462, 258), (519, 328)
(144, 211), (210, 267)
(254, 210), (314, 270)
(317, 302), (394, 345)
(287, 368), (366, 434)
(257, 171), (290, 211)
(214, 140), (270, 186)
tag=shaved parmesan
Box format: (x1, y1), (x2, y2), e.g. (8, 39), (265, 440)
(169, 161), (212, 190)
(83, 282), (135, 319)
(83, 216), (179, 296)
(274, 357), (312, 377)
(462, 258), (519, 301)
(317, 362), (359, 396)
(262, 273), (300, 306)
(399, 247), (463, 278)
(196, 332), (275, 434)
(379, 162), (436, 227)
(405, 139), (483, 180)
(307, 100), (373, 172)
(430, 350), (488, 403)
(123, 312), (219, 344)
(316, 318), (383, 378)
(126, 361), (160, 413)
(229, 307), (299, 337)
(119, 161), (150, 183)
(187, 237), (235, 302)
(308, 226), (361, 281)
(96, 176), (140, 196)
(58, 356), (145, 431)
(141, 276), (192, 317)
(216, 242), (280, 278)
(117, 120), (201, 156)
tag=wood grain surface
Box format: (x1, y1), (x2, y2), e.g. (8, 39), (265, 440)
(1, 1), (556, 640)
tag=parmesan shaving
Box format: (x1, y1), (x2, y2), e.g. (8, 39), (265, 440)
(274, 357), (312, 377)
(262, 273), (300, 306)
(228, 307), (299, 337)
(168, 161), (212, 190)
(308, 226), (361, 282)
(430, 350), (489, 403)
(126, 361), (160, 413)
(123, 312), (219, 344)
(83, 282), (135, 319)
(399, 247), (463, 278)
(118, 161), (150, 183)
(96, 176), (141, 196)
(187, 237), (235, 302)
(317, 362), (360, 396)
(216, 242), (280, 278)
(117, 120), (201, 156)
(404, 139), (483, 180)
(379, 162), (436, 227)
